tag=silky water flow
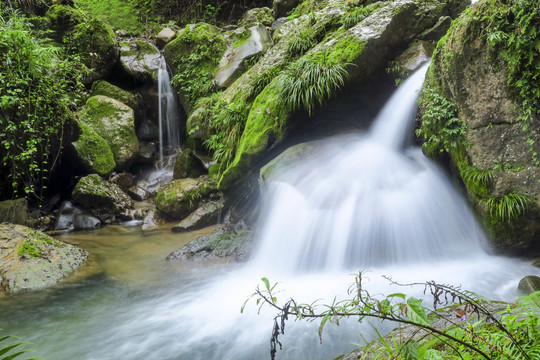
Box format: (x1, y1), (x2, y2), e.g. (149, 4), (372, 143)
(2, 64), (538, 360)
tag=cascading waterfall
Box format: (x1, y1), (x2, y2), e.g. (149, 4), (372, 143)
(157, 56), (181, 169)
(3, 64), (538, 360)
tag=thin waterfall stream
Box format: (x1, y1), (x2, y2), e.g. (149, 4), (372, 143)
(1, 65), (538, 360)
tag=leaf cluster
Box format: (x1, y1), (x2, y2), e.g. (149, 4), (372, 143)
(484, 192), (532, 223)
(0, 330), (39, 360)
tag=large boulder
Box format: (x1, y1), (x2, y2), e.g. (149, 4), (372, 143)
(119, 40), (161, 83)
(173, 148), (207, 179)
(238, 7), (274, 27)
(46, 5), (118, 84)
(155, 176), (218, 219)
(163, 23), (227, 113)
(72, 174), (133, 223)
(54, 201), (101, 230)
(71, 119), (116, 175)
(0, 198), (29, 225)
(90, 80), (142, 121)
(0, 223), (88, 293)
(214, 24), (273, 88)
(418, 0), (540, 250)
(78, 96), (139, 171)
(518, 275), (540, 295)
(217, 0), (468, 191)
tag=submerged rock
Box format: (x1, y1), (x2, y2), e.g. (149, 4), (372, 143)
(72, 174), (133, 223)
(166, 226), (251, 261)
(0, 223), (88, 293)
(155, 176), (218, 219)
(171, 199), (225, 232)
(119, 40), (161, 83)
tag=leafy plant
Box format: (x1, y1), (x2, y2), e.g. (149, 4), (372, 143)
(287, 27), (317, 56)
(0, 331), (39, 360)
(342, 6), (372, 29)
(276, 55), (349, 115)
(493, 156), (525, 173)
(459, 162), (493, 196)
(244, 275), (540, 360)
(484, 192), (532, 223)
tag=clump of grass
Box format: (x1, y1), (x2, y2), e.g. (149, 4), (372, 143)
(287, 27), (316, 56)
(276, 55), (349, 115)
(459, 162), (493, 196)
(485, 192), (532, 223)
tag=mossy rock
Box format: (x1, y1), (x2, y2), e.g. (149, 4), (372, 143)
(171, 198), (225, 232)
(119, 40), (161, 84)
(90, 80), (142, 116)
(79, 95), (139, 171)
(155, 176), (218, 219)
(72, 120), (116, 175)
(0, 198), (29, 226)
(46, 5), (118, 84)
(173, 149), (207, 179)
(0, 223), (88, 293)
(72, 174), (133, 223)
(238, 7), (274, 27)
(163, 23), (227, 113)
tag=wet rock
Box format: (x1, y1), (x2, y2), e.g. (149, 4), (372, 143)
(156, 27), (177, 48)
(419, 15), (452, 41)
(166, 226), (252, 261)
(72, 174), (133, 223)
(78, 95), (139, 171)
(141, 209), (168, 232)
(90, 80), (143, 122)
(173, 149), (207, 180)
(55, 201), (101, 231)
(518, 276), (540, 295)
(171, 199), (225, 232)
(0, 223), (88, 293)
(71, 118), (116, 176)
(119, 40), (161, 83)
(214, 24), (273, 88)
(395, 40), (434, 75)
(109, 172), (135, 193)
(238, 7), (274, 27)
(273, 0), (299, 18)
(0, 198), (29, 225)
(155, 176), (218, 219)
(271, 17), (288, 31)
(128, 186), (152, 201)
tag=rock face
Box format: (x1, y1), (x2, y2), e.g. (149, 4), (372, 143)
(0, 224), (88, 293)
(214, 24), (273, 88)
(155, 176), (218, 219)
(173, 149), (207, 179)
(54, 201), (101, 230)
(119, 40), (161, 83)
(171, 199), (225, 232)
(78, 95), (139, 171)
(215, 0), (468, 191)
(72, 174), (133, 223)
(419, 0), (540, 249)
(166, 226), (251, 261)
(72, 120), (116, 175)
(46, 5), (118, 84)
(90, 80), (142, 121)
(238, 7), (274, 27)
(0, 198), (29, 225)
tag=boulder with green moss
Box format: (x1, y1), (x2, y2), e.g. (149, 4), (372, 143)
(72, 174), (133, 223)
(171, 199), (225, 232)
(155, 176), (218, 219)
(0, 224), (88, 293)
(163, 23), (227, 113)
(418, 0), (540, 250)
(46, 4), (118, 84)
(166, 226), (252, 261)
(79, 95), (139, 171)
(173, 149), (207, 179)
(71, 119), (116, 175)
(91, 80), (142, 119)
(216, 0), (468, 191)
(238, 7), (274, 27)
(0, 198), (29, 225)
(119, 40), (161, 83)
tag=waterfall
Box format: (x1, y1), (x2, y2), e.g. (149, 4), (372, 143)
(157, 56), (181, 169)
(252, 63), (489, 272)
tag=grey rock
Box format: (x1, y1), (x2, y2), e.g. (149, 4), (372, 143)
(141, 209), (168, 232)
(171, 199), (225, 232)
(518, 275), (540, 295)
(395, 40), (434, 75)
(109, 172), (135, 193)
(0, 198), (28, 226)
(173, 149), (207, 180)
(128, 186), (152, 201)
(119, 40), (161, 83)
(239, 7), (274, 27)
(156, 27), (177, 48)
(271, 17), (289, 31)
(55, 201), (101, 231)
(419, 15), (452, 41)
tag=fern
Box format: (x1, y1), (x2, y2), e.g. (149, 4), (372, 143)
(0, 331), (38, 360)
(485, 192), (532, 223)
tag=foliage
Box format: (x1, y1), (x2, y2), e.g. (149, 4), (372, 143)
(276, 55), (349, 115)
(386, 60), (408, 86)
(0, 8), (86, 201)
(459, 162), (493, 196)
(416, 89), (467, 158)
(244, 275), (540, 360)
(74, 0), (143, 34)
(492, 156), (525, 173)
(17, 230), (62, 258)
(287, 27), (317, 56)
(341, 6), (372, 29)
(0, 330), (39, 360)
(484, 192), (532, 223)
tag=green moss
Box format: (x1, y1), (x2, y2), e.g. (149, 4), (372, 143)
(164, 23), (227, 112)
(91, 80), (139, 111)
(232, 28), (251, 49)
(136, 40), (160, 56)
(17, 231), (62, 259)
(328, 34), (366, 64)
(74, 0), (145, 34)
(46, 4), (86, 40)
(73, 120), (116, 175)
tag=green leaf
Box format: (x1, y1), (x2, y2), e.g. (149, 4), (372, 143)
(406, 297), (430, 326)
(319, 313), (330, 344)
(423, 349), (444, 360)
(403, 340), (418, 360)
(387, 293), (407, 300)
(261, 277), (270, 291)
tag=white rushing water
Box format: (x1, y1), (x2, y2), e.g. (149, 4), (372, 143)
(3, 64), (538, 360)
(157, 56), (181, 169)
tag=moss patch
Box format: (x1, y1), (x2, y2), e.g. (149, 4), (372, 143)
(73, 120), (116, 175)
(17, 231), (62, 259)
(74, 0), (144, 34)
(91, 80), (140, 111)
(328, 34), (366, 64)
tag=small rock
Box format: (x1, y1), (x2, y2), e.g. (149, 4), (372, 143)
(171, 199), (225, 232)
(110, 172), (135, 192)
(141, 209), (168, 232)
(156, 27), (177, 48)
(128, 186), (152, 201)
(518, 275), (540, 295)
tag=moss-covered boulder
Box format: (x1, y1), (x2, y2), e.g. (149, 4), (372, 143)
(119, 40), (161, 83)
(171, 199), (225, 232)
(0, 224), (88, 293)
(91, 80), (142, 118)
(79, 95), (139, 171)
(0, 198), (29, 226)
(214, 0), (467, 191)
(173, 149), (207, 179)
(155, 176), (218, 219)
(46, 5), (118, 84)
(166, 226), (252, 261)
(72, 120), (116, 175)
(72, 174), (133, 223)
(238, 7), (274, 27)
(418, 0), (540, 250)
(163, 23), (227, 113)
